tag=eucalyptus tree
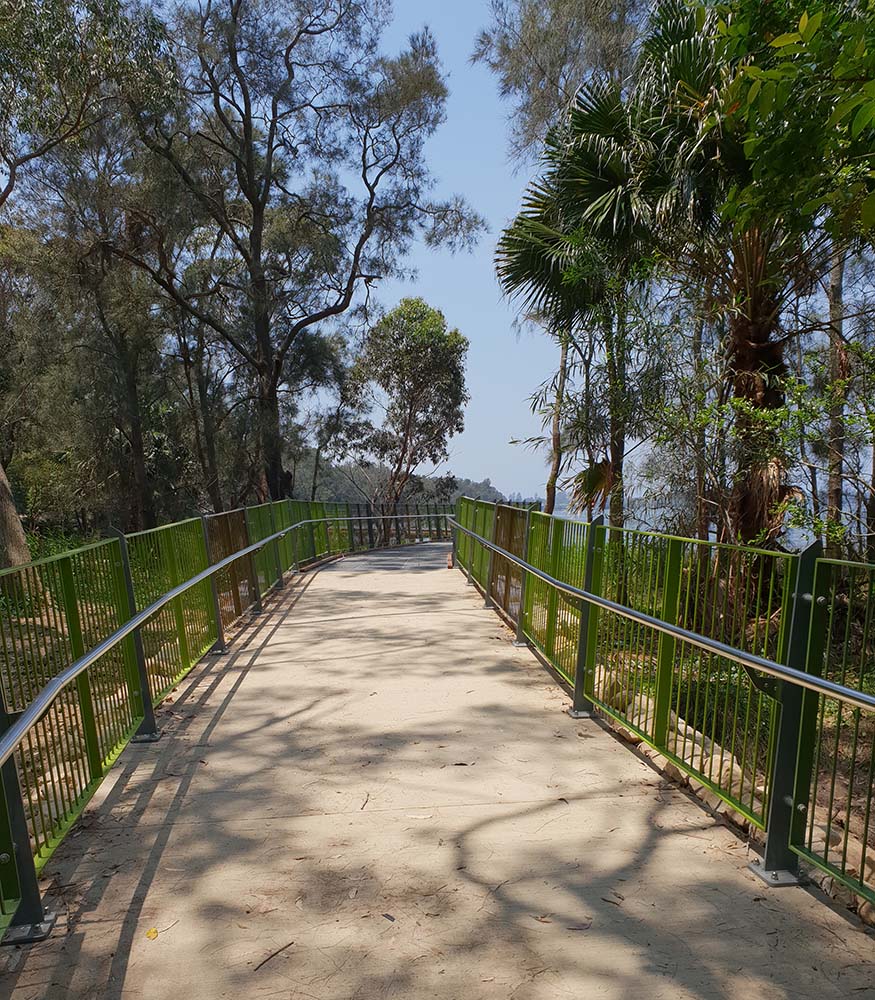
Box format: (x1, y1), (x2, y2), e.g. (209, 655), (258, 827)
(121, 0), (483, 501)
(0, 0), (167, 563)
(473, 0), (647, 161)
(0, 0), (166, 209)
(347, 298), (469, 507)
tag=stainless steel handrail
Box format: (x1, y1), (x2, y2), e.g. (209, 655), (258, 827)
(448, 516), (875, 714)
(0, 513), (447, 769)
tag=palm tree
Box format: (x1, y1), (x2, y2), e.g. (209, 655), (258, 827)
(502, 0), (831, 544)
(496, 75), (649, 529)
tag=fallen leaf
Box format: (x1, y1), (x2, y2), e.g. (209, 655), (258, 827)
(146, 927), (158, 940)
(566, 920), (593, 931)
(532, 914), (552, 923)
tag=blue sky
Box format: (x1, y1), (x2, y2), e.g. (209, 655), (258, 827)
(376, 0), (559, 499)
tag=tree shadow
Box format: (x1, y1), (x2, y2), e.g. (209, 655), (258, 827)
(1, 545), (872, 999)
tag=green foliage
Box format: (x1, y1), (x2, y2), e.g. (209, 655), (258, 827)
(348, 298), (469, 502)
(717, 0), (875, 232)
(472, 0), (647, 159)
(0, 0), (169, 205)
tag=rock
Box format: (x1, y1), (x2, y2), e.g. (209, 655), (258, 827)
(700, 789), (723, 812)
(612, 722), (644, 746)
(597, 672), (636, 715)
(663, 760), (686, 784)
(715, 801), (750, 832)
(857, 899), (875, 927)
(809, 822), (842, 850)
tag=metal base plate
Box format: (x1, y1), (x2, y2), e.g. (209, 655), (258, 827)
(1, 912), (56, 946)
(567, 709), (593, 719)
(131, 730), (162, 745)
(747, 859), (802, 886)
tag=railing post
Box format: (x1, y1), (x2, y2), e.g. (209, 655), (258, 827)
(513, 508), (533, 646)
(58, 556), (103, 782)
(570, 515), (604, 718)
(752, 539), (821, 885)
(465, 521), (475, 587)
(109, 530), (160, 742)
(367, 505), (376, 550)
(290, 524), (300, 572)
(243, 508), (263, 614)
(164, 541), (192, 672)
(267, 504), (284, 588)
(0, 686), (55, 944)
(484, 504), (498, 608)
(308, 518), (317, 563)
(223, 515), (244, 619)
(200, 516), (227, 653)
(651, 537), (683, 748)
(347, 503), (355, 552)
(544, 516), (565, 659)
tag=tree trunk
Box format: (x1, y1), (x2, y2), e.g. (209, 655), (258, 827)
(250, 202), (287, 502)
(178, 326), (224, 513)
(605, 309), (626, 529)
(0, 461), (30, 569)
(544, 337), (569, 515)
(725, 233), (786, 545)
(195, 346), (223, 513)
(826, 250), (847, 558)
(868, 441), (875, 564)
(310, 444), (322, 501)
(257, 374), (285, 500)
(727, 336), (785, 544)
(692, 309), (709, 542)
(120, 341), (156, 531)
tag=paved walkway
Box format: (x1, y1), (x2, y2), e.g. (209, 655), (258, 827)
(1, 545), (873, 999)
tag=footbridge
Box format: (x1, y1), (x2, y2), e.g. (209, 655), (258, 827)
(0, 502), (873, 998)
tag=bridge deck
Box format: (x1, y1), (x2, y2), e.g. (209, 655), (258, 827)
(1, 545), (872, 999)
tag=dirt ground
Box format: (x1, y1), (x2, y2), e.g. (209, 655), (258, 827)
(1, 544), (873, 999)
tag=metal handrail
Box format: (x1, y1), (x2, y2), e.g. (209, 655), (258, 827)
(448, 516), (875, 714)
(0, 512), (446, 770)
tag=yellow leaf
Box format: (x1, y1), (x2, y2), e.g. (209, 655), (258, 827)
(146, 927), (159, 940)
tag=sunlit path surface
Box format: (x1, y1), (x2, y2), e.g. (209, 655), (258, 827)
(2, 545), (872, 999)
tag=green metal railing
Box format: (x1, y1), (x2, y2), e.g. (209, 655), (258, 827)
(125, 519), (215, 703)
(790, 557), (875, 900)
(454, 497), (875, 912)
(0, 500), (451, 944)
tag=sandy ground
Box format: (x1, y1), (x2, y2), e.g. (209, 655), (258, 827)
(1, 543), (873, 999)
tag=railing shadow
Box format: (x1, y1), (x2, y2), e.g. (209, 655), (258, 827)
(2, 546), (872, 998)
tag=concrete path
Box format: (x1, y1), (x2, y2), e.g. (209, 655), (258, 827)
(1, 544), (873, 999)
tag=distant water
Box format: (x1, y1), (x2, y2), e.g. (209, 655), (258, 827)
(550, 503), (813, 551)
